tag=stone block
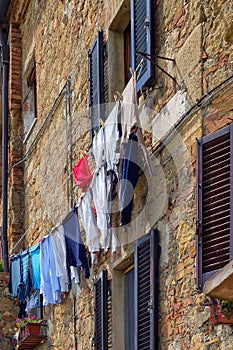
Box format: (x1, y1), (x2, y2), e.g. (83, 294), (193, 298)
(152, 90), (190, 144)
(190, 334), (205, 350)
(176, 24), (203, 78)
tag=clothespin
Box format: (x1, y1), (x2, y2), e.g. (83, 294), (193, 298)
(100, 118), (105, 128)
(116, 91), (123, 100)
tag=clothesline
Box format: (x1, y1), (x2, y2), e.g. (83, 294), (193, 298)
(8, 208), (90, 310)
(10, 70), (154, 259)
(10, 225), (35, 255)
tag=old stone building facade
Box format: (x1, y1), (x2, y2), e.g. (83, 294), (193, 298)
(0, 0), (233, 349)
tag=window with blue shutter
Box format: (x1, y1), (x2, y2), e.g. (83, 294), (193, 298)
(196, 124), (233, 290)
(134, 229), (159, 350)
(130, 0), (155, 91)
(88, 31), (104, 142)
(94, 269), (108, 350)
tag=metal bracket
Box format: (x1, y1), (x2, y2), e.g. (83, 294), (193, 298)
(136, 50), (177, 84)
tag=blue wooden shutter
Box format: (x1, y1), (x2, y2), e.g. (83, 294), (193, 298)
(88, 31), (104, 141)
(94, 269), (108, 350)
(196, 124), (233, 289)
(130, 0), (155, 91)
(134, 229), (159, 350)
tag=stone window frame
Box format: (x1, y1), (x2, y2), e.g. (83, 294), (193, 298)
(107, 0), (155, 101)
(22, 60), (38, 143)
(107, 0), (131, 103)
(111, 229), (159, 350)
(87, 0), (155, 143)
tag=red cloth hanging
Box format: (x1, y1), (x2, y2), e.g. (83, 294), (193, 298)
(72, 154), (93, 190)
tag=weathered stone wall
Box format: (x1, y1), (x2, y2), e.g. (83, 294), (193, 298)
(0, 273), (19, 350)
(157, 101), (233, 350)
(8, 23), (25, 250)
(5, 0), (233, 349)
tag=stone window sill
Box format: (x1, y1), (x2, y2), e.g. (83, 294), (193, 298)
(204, 260), (233, 301)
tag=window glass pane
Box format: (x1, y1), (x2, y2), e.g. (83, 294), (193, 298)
(23, 88), (36, 134)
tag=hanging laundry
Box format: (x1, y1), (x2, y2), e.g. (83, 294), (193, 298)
(79, 191), (100, 253)
(120, 132), (139, 226)
(91, 166), (110, 250)
(40, 235), (61, 305)
(121, 73), (155, 177)
(78, 243), (90, 279)
(92, 127), (105, 170)
(63, 209), (90, 280)
(8, 254), (21, 299)
(72, 153), (93, 191)
(29, 244), (41, 290)
(121, 73), (139, 142)
(18, 300), (27, 319)
(70, 266), (81, 284)
(104, 101), (122, 172)
(20, 249), (32, 298)
(20, 250), (29, 286)
(106, 171), (120, 252)
(50, 224), (69, 292)
(25, 290), (40, 314)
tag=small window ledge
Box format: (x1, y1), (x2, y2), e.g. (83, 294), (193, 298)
(23, 118), (37, 144)
(204, 260), (233, 301)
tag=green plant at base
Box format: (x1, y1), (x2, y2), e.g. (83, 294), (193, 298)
(16, 315), (41, 328)
(0, 261), (4, 272)
(221, 300), (233, 319)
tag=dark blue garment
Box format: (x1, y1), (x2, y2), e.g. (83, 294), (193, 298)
(8, 254), (21, 298)
(63, 209), (90, 280)
(18, 301), (27, 319)
(79, 243), (90, 279)
(120, 132), (139, 225)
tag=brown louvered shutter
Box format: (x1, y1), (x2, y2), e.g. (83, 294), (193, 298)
(94, 270), (108, 350)
(196, 124), (233, 289)
(134, 229), (159, 350)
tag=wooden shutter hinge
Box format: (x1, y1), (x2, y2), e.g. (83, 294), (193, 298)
(144, 17), (150, 30)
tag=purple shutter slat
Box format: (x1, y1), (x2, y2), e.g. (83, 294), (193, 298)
(230, 123), (233, 260)
(197, 125), (232, 289)
(196, 138), (203, 290)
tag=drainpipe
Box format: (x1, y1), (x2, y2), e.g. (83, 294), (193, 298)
(0, 0), (10, 272)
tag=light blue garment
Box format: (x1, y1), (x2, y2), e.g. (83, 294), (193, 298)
(20, 250), (29, 286)
(9, 254), (21, 298)
(40, 235), (61, 306)
(29, 244), (41, 290)
(50, 225), (69, 292)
